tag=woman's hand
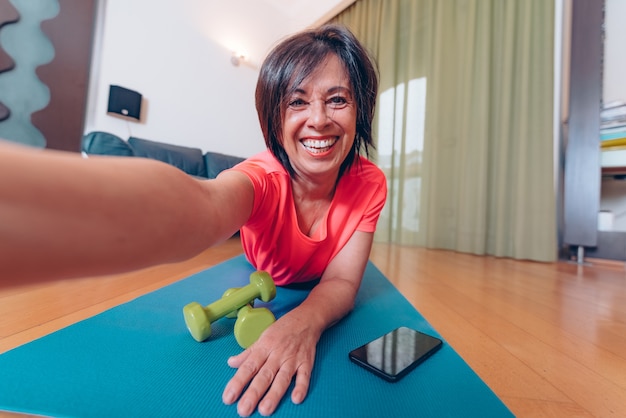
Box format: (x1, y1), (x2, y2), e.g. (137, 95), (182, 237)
(222, 309), (322, 416)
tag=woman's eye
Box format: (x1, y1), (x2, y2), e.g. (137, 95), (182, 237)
(328, 96), (348, 108)
(288, 99), (307, 108)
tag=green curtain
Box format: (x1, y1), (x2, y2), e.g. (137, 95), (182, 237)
(332, 0), (556, 262)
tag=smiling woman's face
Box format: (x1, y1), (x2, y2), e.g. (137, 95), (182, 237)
(281, 54), (357, 182)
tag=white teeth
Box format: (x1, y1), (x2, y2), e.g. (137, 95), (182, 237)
(302, 138), (338, 153)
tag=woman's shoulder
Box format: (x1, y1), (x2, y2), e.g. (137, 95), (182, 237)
(346, 156), (386, 183)
(231, 150), (290, 199)
(339, 157), (387, 203)
(236, 150), (286, 174)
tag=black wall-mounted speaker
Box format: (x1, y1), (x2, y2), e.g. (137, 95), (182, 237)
(107, 85), (142, 120)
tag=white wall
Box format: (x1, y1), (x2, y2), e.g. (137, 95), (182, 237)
(83, 0), (353, 158)
(85, 0), (267, 157)
(604, 0), (626, 105)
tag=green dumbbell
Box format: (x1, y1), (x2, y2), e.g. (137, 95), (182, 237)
(222, 287), (253, 319)
(183, 271), (276, 343)
(234, 305), (276, 348)
(223, 287), (274, 348)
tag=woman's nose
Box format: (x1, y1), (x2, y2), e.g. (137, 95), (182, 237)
(307, 100), (331, 128)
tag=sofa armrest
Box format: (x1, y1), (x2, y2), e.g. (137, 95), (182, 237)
(82, 131), (134, 156)
(204, 152), (245, 179)
(128, 137), (207, 178)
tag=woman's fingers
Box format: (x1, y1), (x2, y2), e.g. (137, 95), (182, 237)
(257, 363), (299, 415)
(222, 349), (258, 406)
(290, 364), (312, 404)
(237, 361), (280, 416)
(227, 349), (250, 368)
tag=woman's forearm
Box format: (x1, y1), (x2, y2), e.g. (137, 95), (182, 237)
(0, 143), (222, 282)
(294, 230), (373, 333)
(295, 277), (360, 334)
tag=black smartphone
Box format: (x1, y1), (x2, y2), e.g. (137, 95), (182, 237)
(348, 326), (443, 382)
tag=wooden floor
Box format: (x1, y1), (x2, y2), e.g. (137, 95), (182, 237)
(1, 237), (625, 417)
(369, 243), (626, 418)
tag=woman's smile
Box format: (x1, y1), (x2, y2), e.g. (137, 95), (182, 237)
(301, 137), (339, 155)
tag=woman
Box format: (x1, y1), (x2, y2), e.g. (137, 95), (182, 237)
(0, 24), (386, 416)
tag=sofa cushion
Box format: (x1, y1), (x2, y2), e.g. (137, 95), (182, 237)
(82, 131), (134, 156)
(128, 137), (207, 178)
(204, 152), (245, 179)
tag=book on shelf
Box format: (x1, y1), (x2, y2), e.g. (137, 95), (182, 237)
(602, 101), (626, 117)
(601, 120), (626, 130)
(601, 127), (626, 141)
(601, 137), (626, 148)
(601, 145), (626, 168)
(601, 102), (626, 133)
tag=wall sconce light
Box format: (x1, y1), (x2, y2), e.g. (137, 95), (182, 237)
(230, 52), (246, 67)
(107, 85), (142, 120)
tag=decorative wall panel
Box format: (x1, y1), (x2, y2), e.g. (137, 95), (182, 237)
(0, 0), (58, 147)
(0, 0), (95, 151)
(0, 0), (20, 122)
(31, 0), (96, 151)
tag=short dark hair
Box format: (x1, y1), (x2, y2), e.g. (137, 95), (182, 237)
(255, 24), (379, 179)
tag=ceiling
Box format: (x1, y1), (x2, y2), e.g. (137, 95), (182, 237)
(261, 0), (356, 30)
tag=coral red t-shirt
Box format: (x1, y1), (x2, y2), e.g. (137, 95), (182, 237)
(231, 151), (387, 286)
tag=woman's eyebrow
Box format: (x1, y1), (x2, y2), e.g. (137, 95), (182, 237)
(327, 86), (354, 100)
(327, 86), (352, 95)
(292, 85), (352, 95)
(289, 85), (353, 99)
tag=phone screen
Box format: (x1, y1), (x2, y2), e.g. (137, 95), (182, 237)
(348, 327), (443, 382)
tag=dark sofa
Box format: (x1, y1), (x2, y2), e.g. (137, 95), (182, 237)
(81, 131), (245, 179)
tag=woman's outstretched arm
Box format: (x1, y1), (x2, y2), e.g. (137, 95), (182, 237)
(0, 140), (253, 283)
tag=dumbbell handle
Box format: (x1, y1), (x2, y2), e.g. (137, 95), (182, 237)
(204, 283), (264, 322)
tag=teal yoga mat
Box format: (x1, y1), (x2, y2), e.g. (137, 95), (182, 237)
(0, 255), (513, 417)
